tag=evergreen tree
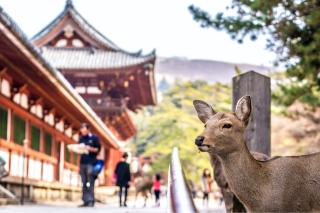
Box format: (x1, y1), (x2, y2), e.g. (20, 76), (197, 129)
(189, 0), (320, 106)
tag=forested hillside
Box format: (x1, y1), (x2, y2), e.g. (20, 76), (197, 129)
(131, 81), (231, 183)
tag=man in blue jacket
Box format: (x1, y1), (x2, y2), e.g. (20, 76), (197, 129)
(78, 123), (100, 207)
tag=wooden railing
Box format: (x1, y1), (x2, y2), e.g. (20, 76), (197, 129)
(0, 139), (57, 164)
(85, 97), (127, 113)
(167, 147), (197, 213)
(64, 161), (79, 172)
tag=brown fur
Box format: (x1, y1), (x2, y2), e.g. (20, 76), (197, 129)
(134, 176), (153, 207)
(211, 152), (269, 213)
(194, 96), (320, 212)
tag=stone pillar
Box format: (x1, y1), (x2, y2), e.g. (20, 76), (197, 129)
(232, 71), (271, 156)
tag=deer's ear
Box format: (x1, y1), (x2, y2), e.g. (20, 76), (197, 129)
(235, 96), (251, 124)
(193, 100), (216, 123)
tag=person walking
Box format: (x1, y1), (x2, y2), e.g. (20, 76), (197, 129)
(78, 123), (101, 207)
(153, 173), (161, 207)
(115, 152), (131, 207)
(202, 168), (213, 207)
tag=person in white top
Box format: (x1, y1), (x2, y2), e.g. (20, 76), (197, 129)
(201, 168), (213, 207)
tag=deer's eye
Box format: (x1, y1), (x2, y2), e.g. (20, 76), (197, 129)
(204, 124), (207, 128)
(222, 123), (232, 129)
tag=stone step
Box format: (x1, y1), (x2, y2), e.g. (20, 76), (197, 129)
(0, 197), (19, 205)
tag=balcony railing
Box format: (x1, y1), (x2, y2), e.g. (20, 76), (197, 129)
(167, 147), (197, 213)
(84, 97), (127, 114)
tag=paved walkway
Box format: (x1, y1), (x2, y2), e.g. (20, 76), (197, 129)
(0, 197), (225, 213)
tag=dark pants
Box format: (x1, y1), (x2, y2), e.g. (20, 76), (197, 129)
(80, 164), (95, 204)
(119, 186), (128, 206)
(203, 192), (209, 201)
(154, 190), (160, 202)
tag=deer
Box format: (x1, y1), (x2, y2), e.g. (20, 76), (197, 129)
(193, 96), (320, 212)
(133, 175), (153, 207)
(211, 151), (269, 213)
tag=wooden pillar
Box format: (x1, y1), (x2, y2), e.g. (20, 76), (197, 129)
(104, 149), (110, 186)
(59, 141), (65, 182)
(25, 119), (30, 178)
(104, 148), (123, 186)
(232, 71), (271, 156)
(7, 108), (12, 175)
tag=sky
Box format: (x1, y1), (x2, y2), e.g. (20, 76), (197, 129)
(0, 0), (277, 66)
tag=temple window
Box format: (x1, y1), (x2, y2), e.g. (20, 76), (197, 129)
(73, 153), (78, 165)
(44, 132), (53, 156)
(72, 39), (84, 47)
(0, 106), (8, 139)
(30, 124), (41, 151)
(13, 114), (25, 145)
(56, 39), (67, 47)
(65, 145), (71, 163)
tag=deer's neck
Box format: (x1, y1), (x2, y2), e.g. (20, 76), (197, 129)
(218, 140), (265, 208)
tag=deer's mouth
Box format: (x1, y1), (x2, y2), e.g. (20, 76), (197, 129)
(198, 145), (211, 152)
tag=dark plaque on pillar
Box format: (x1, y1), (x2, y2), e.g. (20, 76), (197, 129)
(232, 71), (271, 156)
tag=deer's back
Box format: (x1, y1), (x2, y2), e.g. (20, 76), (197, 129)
(135, 179), (153, 193)
(258, 153), (320, 211)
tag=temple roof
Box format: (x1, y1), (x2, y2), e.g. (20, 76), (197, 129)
(41, 47), (156, 69)
(32, 0), (121, 51)
(30, 0), (157, 116)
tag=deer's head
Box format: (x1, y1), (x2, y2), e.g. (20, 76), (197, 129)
(193, 96), (251, 155)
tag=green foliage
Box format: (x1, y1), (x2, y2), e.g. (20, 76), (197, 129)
(189, 0), (320, 106)
(132, 80), (231, 184)
(273, 79), (320, 107)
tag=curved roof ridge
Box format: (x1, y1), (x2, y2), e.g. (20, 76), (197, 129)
(66, 3), (121, 51)
(32, 0), (155, 57)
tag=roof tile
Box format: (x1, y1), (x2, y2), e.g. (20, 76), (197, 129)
(41, 47), (155, 69)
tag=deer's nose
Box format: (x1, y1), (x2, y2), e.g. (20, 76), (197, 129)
(195, 136), (204, 146)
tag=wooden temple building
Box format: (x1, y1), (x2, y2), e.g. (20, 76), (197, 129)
(0, 0), (156, 201)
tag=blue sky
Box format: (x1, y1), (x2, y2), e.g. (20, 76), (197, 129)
(0, 0), (277, 66)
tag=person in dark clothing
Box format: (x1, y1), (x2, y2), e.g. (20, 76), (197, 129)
(78, 123), (101, 207)
(115, 153), (131, 207)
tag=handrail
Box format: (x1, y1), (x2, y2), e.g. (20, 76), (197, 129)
(85, 97), (127, 113)
(167, 147), (197, 213)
